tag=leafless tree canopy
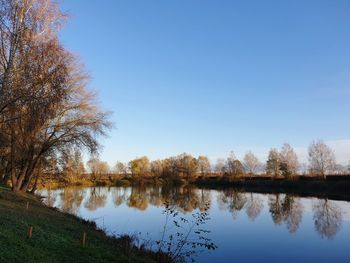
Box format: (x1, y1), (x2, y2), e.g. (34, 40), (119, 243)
(243, 151), (259, 175)
(279, 143), (299, 178)
(197, 155), (211, 176)
(308, 140), (336, 178)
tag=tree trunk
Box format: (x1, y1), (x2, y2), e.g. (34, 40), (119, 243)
(14, 167), (28, 192)
(20, 157), (39, 192)
(30, 172), (40, 194)
(1, 170), (11, 185)
(30, 160), (42, 193)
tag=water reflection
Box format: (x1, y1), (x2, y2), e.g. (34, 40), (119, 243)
(268, 194), (303, 233)
(110, 187), (128, 207)
(39, 186), (347, 241)
(245, 193), (264, 221)
(313, 199), (342, 239)
(217, 189), (247, 220)
(60, 187), (84, 214)
(84, 187), (108, 211)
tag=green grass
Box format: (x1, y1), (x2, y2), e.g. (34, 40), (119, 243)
(0, 186), (159, 263)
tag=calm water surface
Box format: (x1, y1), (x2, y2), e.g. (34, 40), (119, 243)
(38, 186), (350, 263)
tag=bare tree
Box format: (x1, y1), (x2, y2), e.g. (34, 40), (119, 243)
(60, 149), (85, 182)
(87, 158), (110, 182)
(197, 155), (211, 177)
(114, 161), (128, 176)
(214, 158), (225, 176)
(279, 143), (299, 178)
(225, 151), (245, 178)
(308, 140), (336, 179)
(334, 164), (347, 175)
(243, 151), (259, 176)
(150, 159), (163, 178)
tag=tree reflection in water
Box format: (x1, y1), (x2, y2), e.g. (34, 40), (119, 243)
(128, 186), (149, 211)
(268, 194), (303, 233)
(269, 194), (284, 225)
(169, 186), (200, 213)
(282, 195), (303, 234)
(149, 185), (163, 207)
(313, 199), (342, 239)
(217, 189), (247, 220)
(59, 187), (85, 214)
(109, 185), (211, 213)
(84, 187), (108, 211)
(110, 187), (128, 207)
(40, 186), (347, 241)
(245, 193), (264, 221)
(45, 189), (57, 208)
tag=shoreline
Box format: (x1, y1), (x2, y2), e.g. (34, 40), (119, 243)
(194, 176), (350, 201)
(0, 186), (171, 263)
(38, 175), (350, 202)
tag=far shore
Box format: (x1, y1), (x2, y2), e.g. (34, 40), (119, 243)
(194, 176), (350, 201)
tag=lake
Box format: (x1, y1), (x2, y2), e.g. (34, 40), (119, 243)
(37, 186), (350, 263)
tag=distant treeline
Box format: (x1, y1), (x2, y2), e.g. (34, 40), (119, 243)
(98, 141), (349, 180)
(32, 140), (350, 189)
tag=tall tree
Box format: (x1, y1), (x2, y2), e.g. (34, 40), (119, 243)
(215, 158), (226, 176)
(224, 151), (244, 178)
(279, 143), (299, 178)
(266, 148), (281, 178)
(197, 155), (211, 177)
(150, 160), (163, 178)
(114, 161), (128, 176)
(243, 151), (259, 176)
(0, 0), (111, 192)
(308, 140), (335, 179)
(60, 149), (85, 182)
(129, 156), (150, 177)
(87, 158), (110, 182)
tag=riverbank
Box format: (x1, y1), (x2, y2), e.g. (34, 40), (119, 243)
(0, 186), (170, 263)
(194, 176), (350, 201)
(38, 174), (350, 202)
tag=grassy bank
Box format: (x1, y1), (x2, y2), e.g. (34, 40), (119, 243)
(0, 186), (170, 263)
(194, 176), (350, 201)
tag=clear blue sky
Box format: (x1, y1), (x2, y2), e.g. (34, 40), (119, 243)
(59, 0), (350, 164)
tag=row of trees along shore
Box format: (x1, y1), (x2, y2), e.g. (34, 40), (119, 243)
(48, 141), (350, 186)
(0, 0), (110, 192)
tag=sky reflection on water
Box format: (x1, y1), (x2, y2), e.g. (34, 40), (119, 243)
(38, 186), (350, 263)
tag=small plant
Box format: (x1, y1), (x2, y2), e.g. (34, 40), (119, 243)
(155, 202), (217, 262)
